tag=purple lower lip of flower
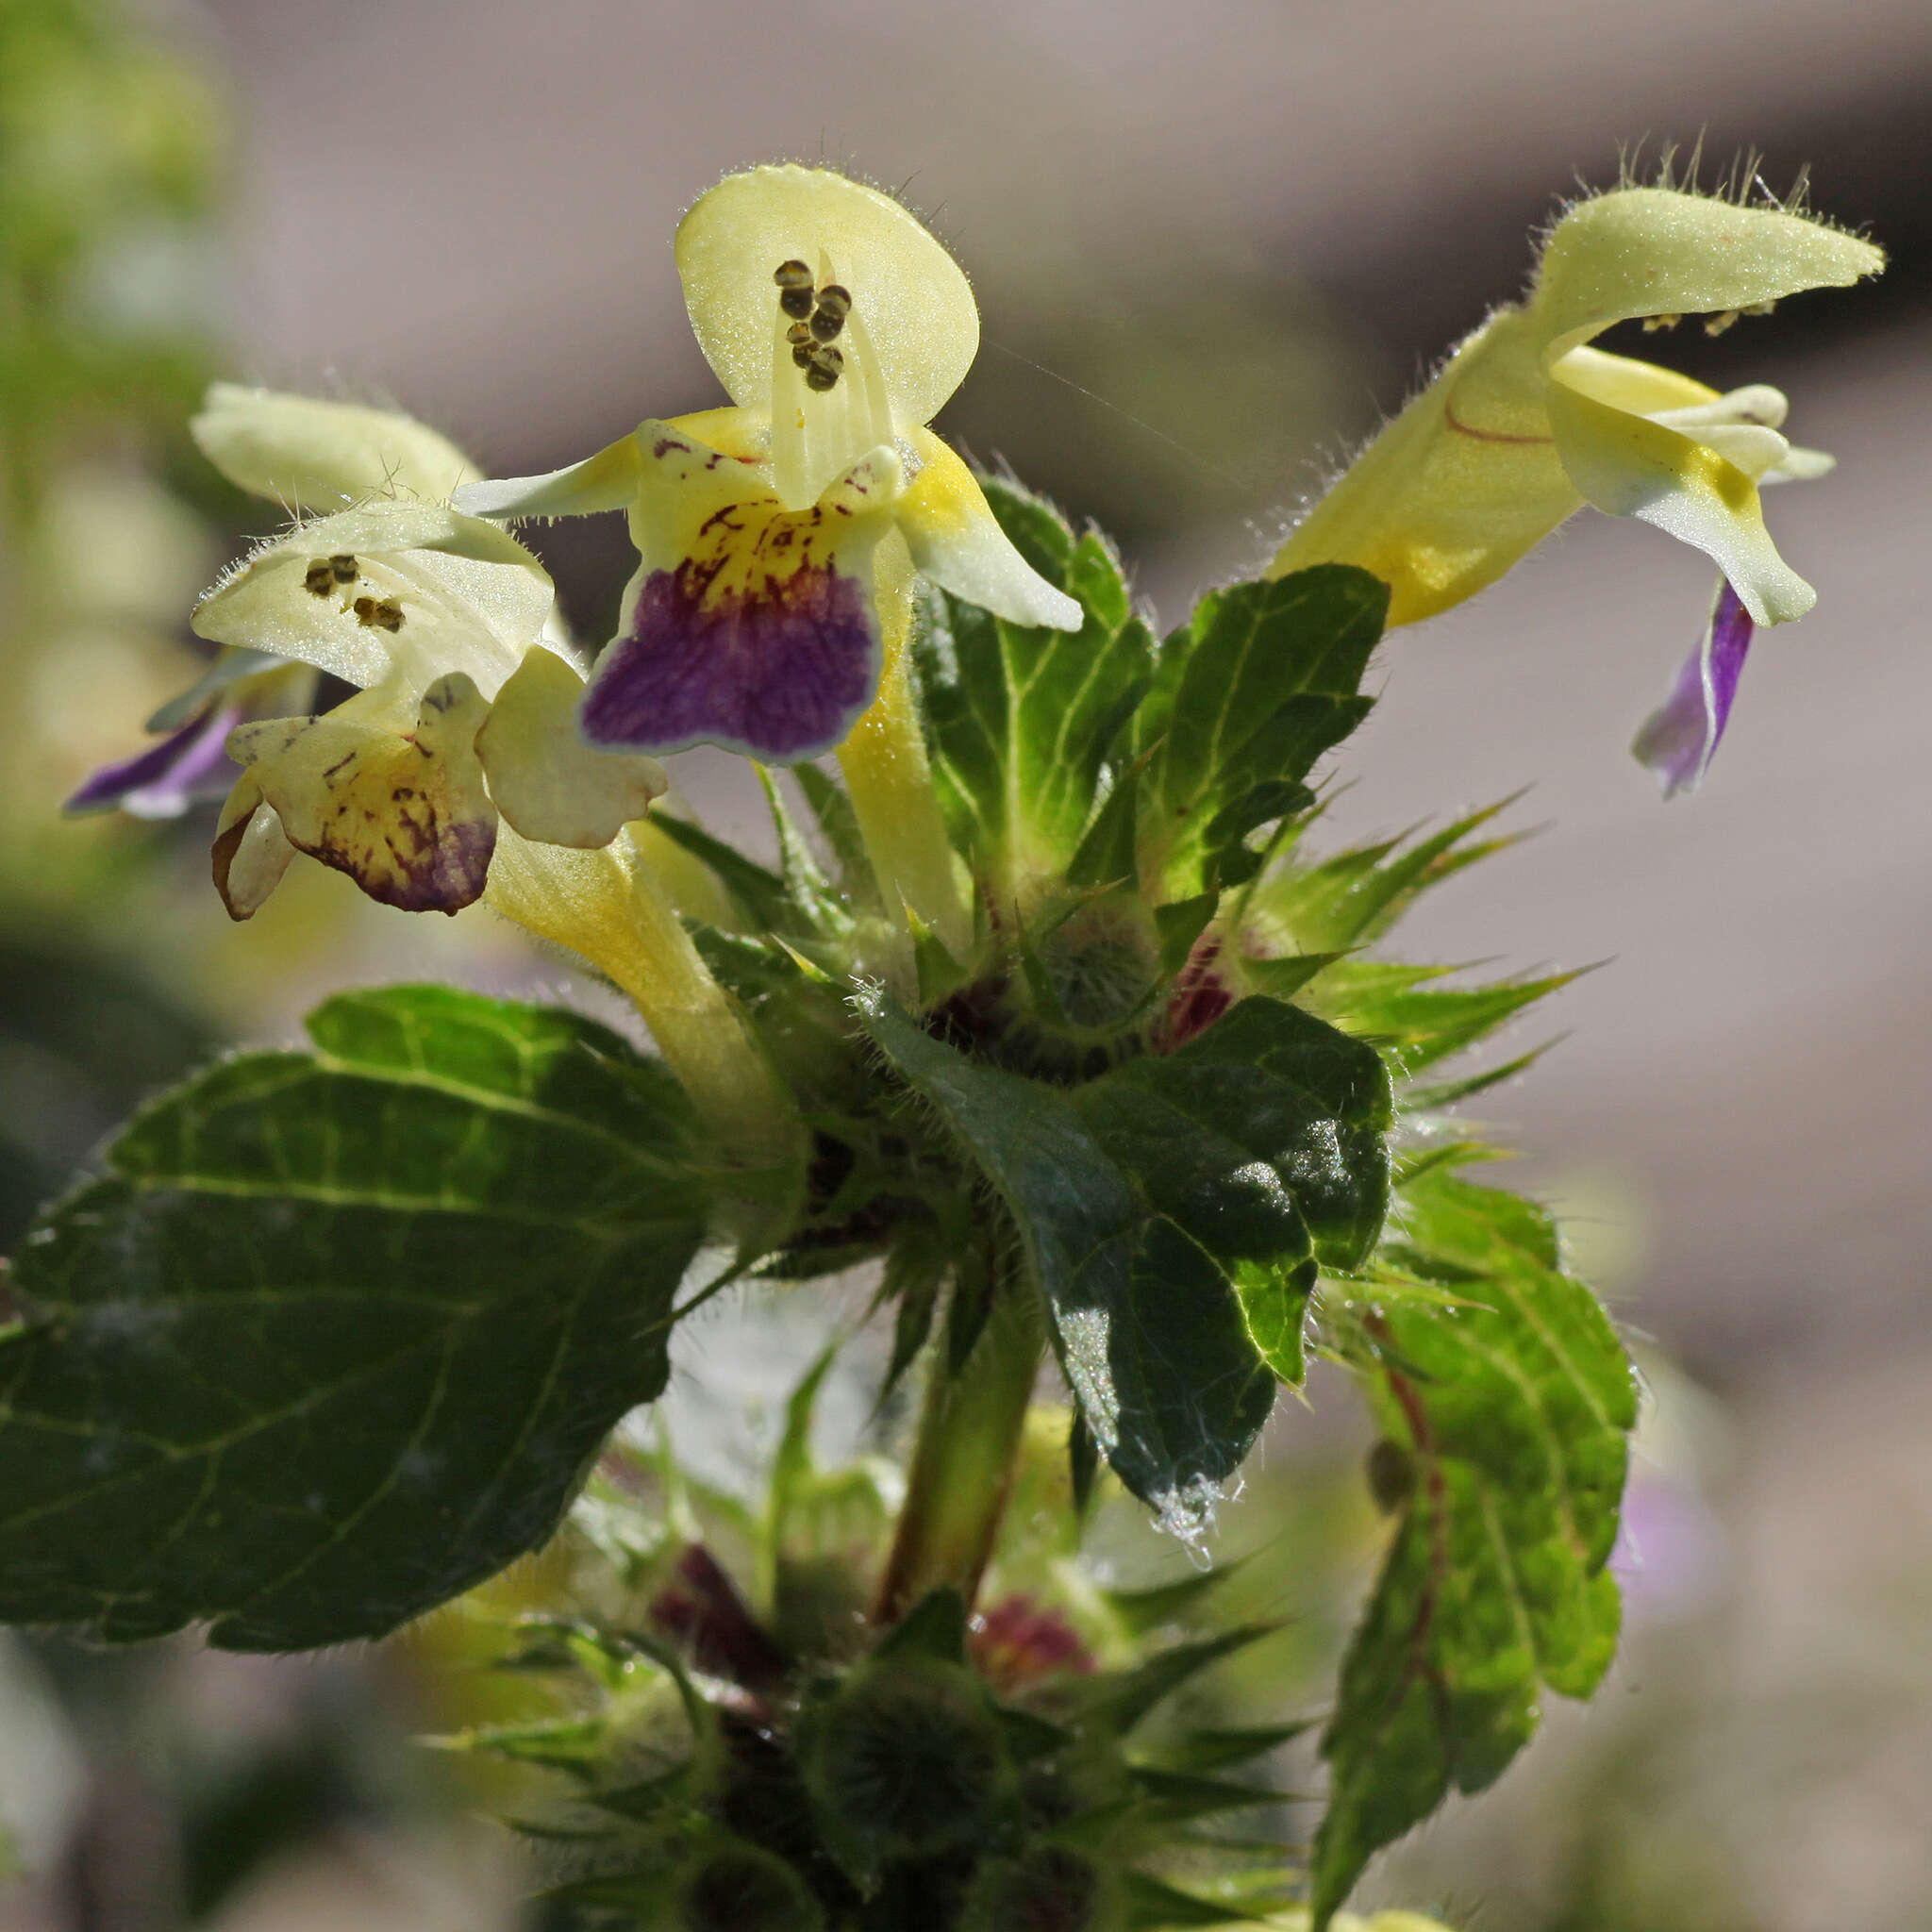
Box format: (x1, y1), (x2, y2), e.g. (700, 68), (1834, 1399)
(63, 702), (243, 820)
(579, 557), (878, 762)
(1630, 579), (1755, 798)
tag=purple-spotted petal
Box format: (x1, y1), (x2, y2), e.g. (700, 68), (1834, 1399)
(64, 702), (242, 819)
(578, 426), (900, 762)
(582, 558), (879, 761)
(1631, 579), (1755, 798)
(226, 676), (498, 915)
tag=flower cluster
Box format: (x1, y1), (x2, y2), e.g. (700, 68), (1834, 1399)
(70, 166), (1882, 1034)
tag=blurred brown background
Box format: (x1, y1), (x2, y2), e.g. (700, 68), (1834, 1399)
(4, 0), (1930, 1926)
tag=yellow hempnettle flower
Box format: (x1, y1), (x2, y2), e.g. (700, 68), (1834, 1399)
(458, 164), (1079, 763)
(125, 388), (788, 1147)
(1273, 184), (1882, 628)
(456, 164), (1084, 954)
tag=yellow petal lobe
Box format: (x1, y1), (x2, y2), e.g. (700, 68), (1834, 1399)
(475, 646), (668, 847)
(899, 431), (1084, 631)
(210, 776), (297, 921)
(226, 676), (498, 913)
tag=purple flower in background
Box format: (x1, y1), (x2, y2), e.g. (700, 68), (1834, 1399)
(1631, 580), (1756, 798)
(64, 700), (245, 819)
(64, 656), (319, 822)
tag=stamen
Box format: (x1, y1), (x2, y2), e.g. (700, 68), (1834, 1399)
(809, 283), (851, 343)
(805, 344), (843, 392)
(1642, 313), (1683, 332)
(769, 249), (893, 509)
(775, 258), (816, 321)
(1704, 309), (1740, 336)
(353, 595), (405, 632)
(304, 560), (335, 596)
(329, 554), (358, 584)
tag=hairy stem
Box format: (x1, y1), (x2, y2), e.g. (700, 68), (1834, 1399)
(871, 1246), (1043, 1625)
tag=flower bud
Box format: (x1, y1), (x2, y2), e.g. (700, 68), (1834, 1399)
(673, 1838), (824, 1932)
(959, 1846), (1121, 1932)
(798, 1656), (1017, 1875)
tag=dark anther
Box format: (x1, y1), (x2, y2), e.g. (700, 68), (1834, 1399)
(304, 560), (335, 596)
(791, 342), (816, 369)
(328, 554), (358, 584)
(774, 259), (813, 288)
(786, 321), (812, 345)
(804, 358), (841, 392)
(808, 307), (845, 344)
(353, 596), (404, 632)
(779, 286), (814, 321)
(814, 283), (851, 319)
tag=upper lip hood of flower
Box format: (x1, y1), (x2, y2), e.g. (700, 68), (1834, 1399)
(190, 499), (560, 700)
(1528, 186), (1883, 363)
(676, 162), (979, 452)
(191, 383), (478, 513)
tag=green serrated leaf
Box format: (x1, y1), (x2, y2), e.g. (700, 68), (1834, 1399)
(1077, 997), (1393, 1386)
(0, 987), (708, 1649)
(856, 993), (1272, 1528)
(918, 475), (1154, 896)
(1138, 568), (1386, 900)
(858, 991), (1390, 1521)
(1310, 1169), (1637, 1927)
